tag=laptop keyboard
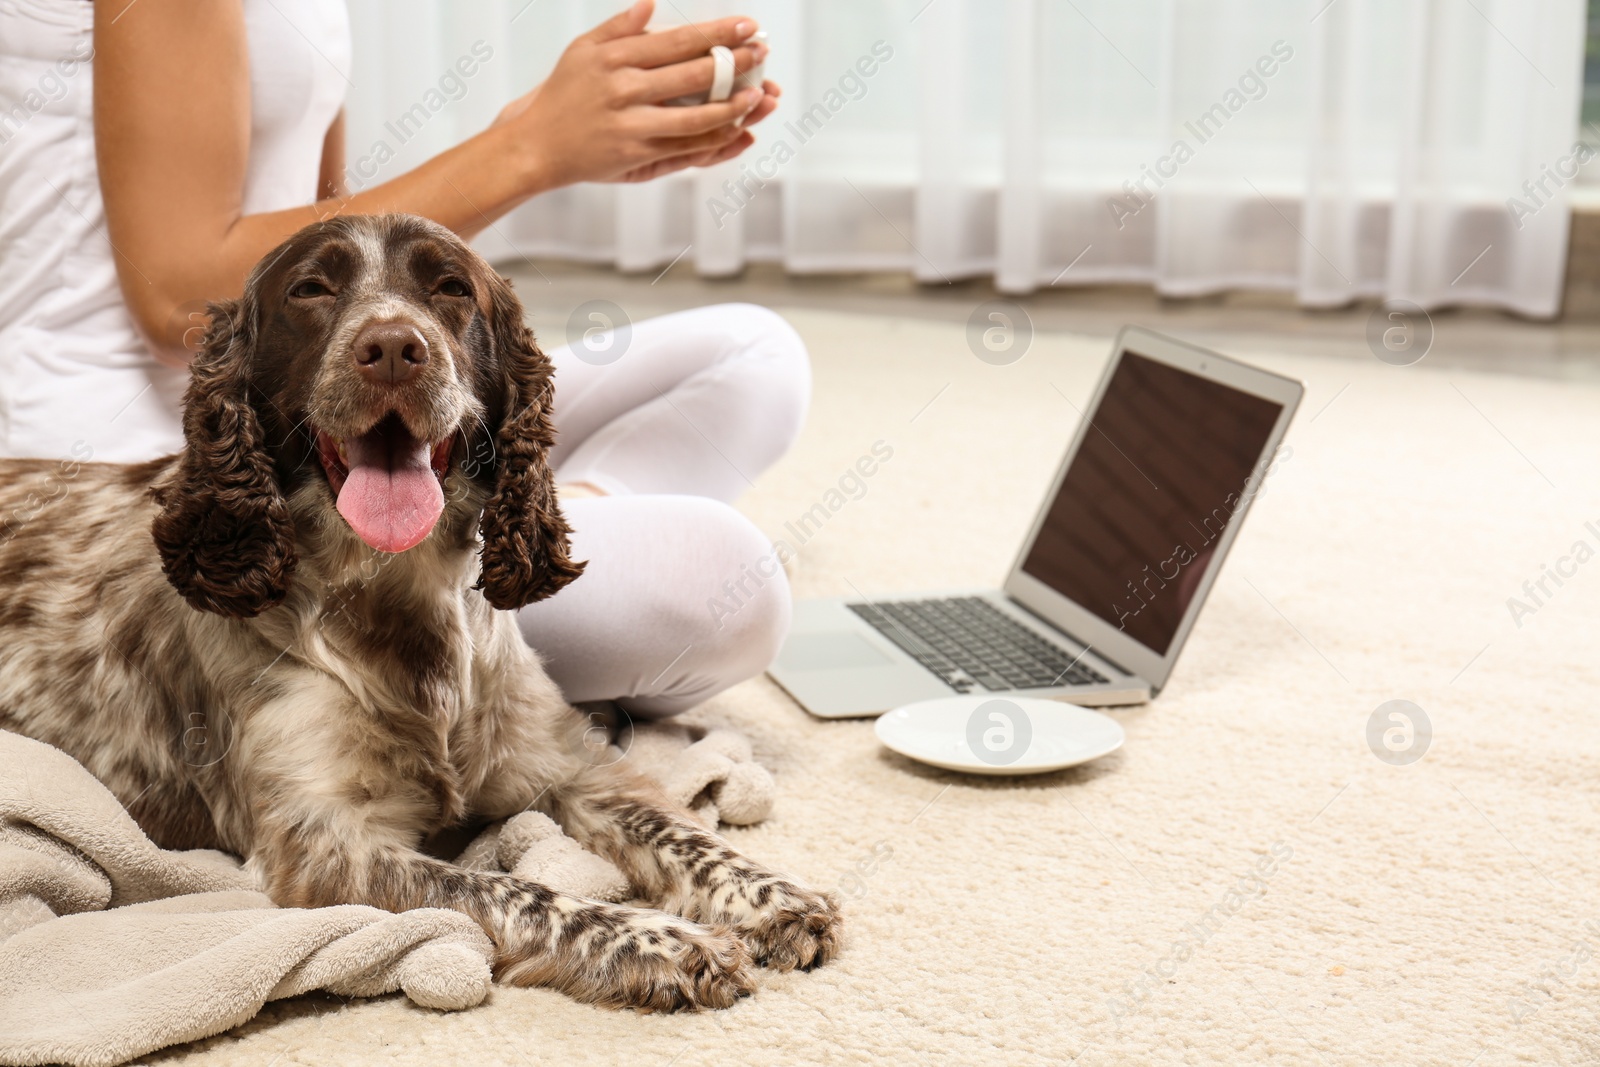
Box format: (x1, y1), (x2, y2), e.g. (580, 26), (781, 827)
(846, 596), (1111, 694)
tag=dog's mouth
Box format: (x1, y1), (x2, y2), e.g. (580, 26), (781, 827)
(314, 413), (454, 553)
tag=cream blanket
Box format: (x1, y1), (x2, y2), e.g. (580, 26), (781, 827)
(0, 721), (772, 1067)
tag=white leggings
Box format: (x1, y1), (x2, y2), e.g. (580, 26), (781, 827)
(518, 304), (809, 716)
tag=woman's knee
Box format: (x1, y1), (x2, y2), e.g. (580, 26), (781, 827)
(704, 302), (811, 449)
(701, 508), (792, 664)
(660, 497), (790, 676)
(623, 497), (791, 715)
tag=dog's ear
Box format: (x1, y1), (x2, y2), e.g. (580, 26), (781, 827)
(151, 298), (297, 618)
(475, 275), (585, 610)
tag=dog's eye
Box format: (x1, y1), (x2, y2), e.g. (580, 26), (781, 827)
(437, 278), (471, 298)
(290, 280), (334, 299)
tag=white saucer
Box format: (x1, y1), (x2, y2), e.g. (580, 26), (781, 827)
(874, 696), (1125, 776)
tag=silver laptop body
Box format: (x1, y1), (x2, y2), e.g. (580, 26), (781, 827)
(768, 326), (1305, 719)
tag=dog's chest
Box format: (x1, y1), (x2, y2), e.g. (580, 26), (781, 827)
(324, 592), (483, 825)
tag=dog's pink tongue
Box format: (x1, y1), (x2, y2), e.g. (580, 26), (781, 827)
(335, 422), (443, 553)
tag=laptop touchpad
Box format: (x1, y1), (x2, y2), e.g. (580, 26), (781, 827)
(778, 632), (894, 671)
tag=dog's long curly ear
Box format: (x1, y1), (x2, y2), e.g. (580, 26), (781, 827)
(151, 298), (297, 618)
(476, 275), (585, 610)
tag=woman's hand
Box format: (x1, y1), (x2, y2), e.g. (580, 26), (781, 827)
(493, 0), (779, 188)
(604, 76), (780, 184)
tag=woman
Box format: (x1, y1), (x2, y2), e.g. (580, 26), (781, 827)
(0, 0), (808, 716)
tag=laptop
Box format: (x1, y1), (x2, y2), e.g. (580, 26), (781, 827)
(767, 326), (1305, 719)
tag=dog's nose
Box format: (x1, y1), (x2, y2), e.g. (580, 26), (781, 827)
(352, 322), (429, 384)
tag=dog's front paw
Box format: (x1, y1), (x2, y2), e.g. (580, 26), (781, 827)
(733, 881), (843, 971)
(497, 903), (753, 1011)
(619, 917), (755, 1011)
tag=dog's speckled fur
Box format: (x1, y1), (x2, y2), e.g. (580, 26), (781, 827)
(0, 215), (839, 1010)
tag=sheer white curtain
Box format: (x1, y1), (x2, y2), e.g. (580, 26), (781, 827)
(345, 0), (1585, 317)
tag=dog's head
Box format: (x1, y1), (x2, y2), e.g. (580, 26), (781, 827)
(152, 214), (584, 618)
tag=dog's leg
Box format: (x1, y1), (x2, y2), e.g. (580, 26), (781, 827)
(258, 841), (751, 1009)
(551, 767), (843, 971)
(237, 691), (752, 1010)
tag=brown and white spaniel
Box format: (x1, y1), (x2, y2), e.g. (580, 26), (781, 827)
(0, 214), (839, 1010)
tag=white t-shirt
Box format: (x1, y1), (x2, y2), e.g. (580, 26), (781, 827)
(0, 0), (350, 462)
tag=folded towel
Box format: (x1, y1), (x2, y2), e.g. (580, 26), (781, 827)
(0, 731), (494, 1067)
(623, 720), (776, 827)
(452, 811), (631, 902)
(0, 717), (776, 1066)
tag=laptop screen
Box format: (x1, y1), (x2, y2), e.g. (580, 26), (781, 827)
(1019, 351), (1284, 656)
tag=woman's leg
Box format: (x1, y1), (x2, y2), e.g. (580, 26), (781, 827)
(517, 494), (789, 717)
(543, 303), (810, 500)
(518, 303), (809, 715)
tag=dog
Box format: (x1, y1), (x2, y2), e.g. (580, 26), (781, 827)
(0, 214), (840, 1010)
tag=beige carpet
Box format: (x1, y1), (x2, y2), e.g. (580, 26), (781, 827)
(150, 309), (1600, 1066)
